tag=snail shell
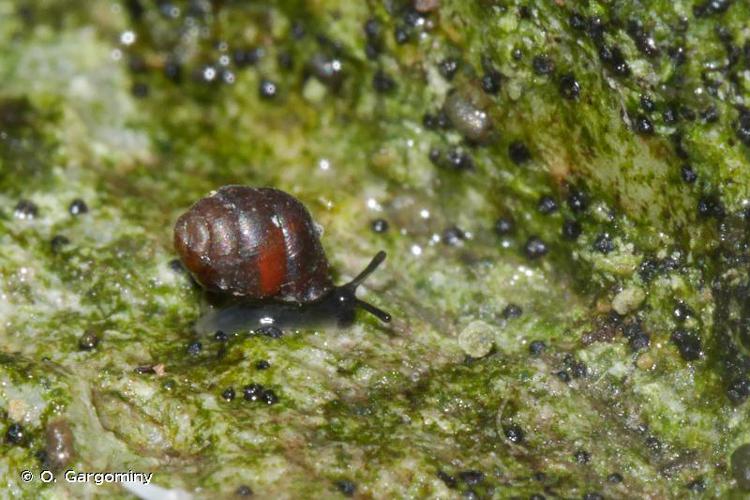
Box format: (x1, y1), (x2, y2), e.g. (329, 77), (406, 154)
(174, 186), (332, 303)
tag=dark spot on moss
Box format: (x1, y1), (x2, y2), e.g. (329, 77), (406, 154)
(50, 235), (71, 253)
(569, 12), (586, 30)
(6, 423), (25, 445)
(503, 303), (523, 319)
(697, 195), (724, 218)
(131, 82), (149, 98)
(371, 219), (389, 233)
(640, 95), (656, 113)
(681, 164), (697, 183)
(567, 189), (588, 213)
(562, 219), (582, 241)
(243, 384), (264, 402)
(635, 115), (654, 135)
(68, 198), (88, 215)
(439, 58), (459, 80)
(262, 389), (279, 405)
(574, 449), (591, 464)
(556, 370), (571, 382)
(495, 217), (515, 236)
(508, 141), (531, 164)
(599, 45), (631, 77)
(255, 359), (270, 370)
(14, 199), (38, 219)
(687, 478), (706, 492)
(335, 479), (356, 497)
(256, 326), (283, 338)
(671, 329), (702, 361)
(607, 472), (623, 483)
(503, 424), (525, 444)
(529, 340), (546, 356)
(532, 55), (555, 75)
(259, 79), (278, 99)
(559, 73), (580, 100)
(732, 443), (750, 490)
(582, 493), (603, 500)
(78, 330), (99, 351)
(537, 195), (558, 215)
(593, 233), (615, 254)
(458, 470), (484, 486)
(394, 26), (409, 44)
(442, 226), (466, 246)
(437, 470), (457, 488)
(235, 484), (253, 496)
(727, 378), (750, 404)
(481, 70), (502, 94)
(214, 330), (228, 342)
(524, 236), (548, 259)
(187, 341), (202, 356)
(222, 387), (235, 401)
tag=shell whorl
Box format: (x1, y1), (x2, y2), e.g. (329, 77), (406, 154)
(174, 186), (332, 302)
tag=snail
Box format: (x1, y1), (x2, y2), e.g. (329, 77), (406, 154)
(174, 186), (391, 335)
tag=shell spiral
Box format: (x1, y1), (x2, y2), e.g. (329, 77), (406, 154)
(174, 186), (332, 303)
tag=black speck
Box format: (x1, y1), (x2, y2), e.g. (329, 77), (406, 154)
(78, 330), (99, 351)
(371, 218), (389, 233)
(187, 341), (202, 356)
(570, 361), (587, 378)
(14, 199), (38, 219)
(50, 235), (71, 253)
(235, 485), (253, 496)
(437, 470), (457, 488)
(243, 383), (264, 402)
(511, 48), (523, 60)
(495, 217), (515, 236)
(131, 82), (149, 98)
(335, 479), (356, 497)
(524, 236), (548, 259)
(694, 0), (733, 17)
(509, 141), (531, 164)
(687, 478), (705, 492)
(481, 70), (503, 94)
(233, 47), (263, 68)
(458, 470), (484, 486)
(439, 58), (460, 80)
(529, 340), (546, 356)
(503, 424), (525, 444)
(593, 233), (615, 254)
(559, 73), (580, 100)
(394, 25), (409, 44)
(567, 189), (588, 213)
(697, 195), (724, 219)
(556, 370), (571, 382)
(442, 226), (466, 246)
(701, 105), (719, 123)
(582, 493), (604, 500)
(645, 436), (662, 453)
(168, 259), (185, 273)
(670, 329), (702, 361)
(607, 472), (623, 483)
(727, 378), (750, 404)
(164, 60), (182, 82)
(532, 55), (555, 75)
(574, 449), (591, 464)
(364, 18), (381, 39)
(681, 165), (697, 183)
(663, 105), (679, 124)
(444, 148), (474, 171)
(68, 198), (88, 215)
(600, 45), (631, 77)
(222, 387), (235, 401)
(537, 195), (558, 215)
(256, 326), (283, 338)
(261, 389), (279, 405)
(214, 330), (228, 342)
(503, 304), (523, 319)
(373, 70), (396, 93)
(569, 12), (586, 30)
(640, 95), (656, 112)
(259, 79), (278, 99)
(673, 302), (693, 322)
(629, 332), (650, 352)
(635, 115), (654, 135)
(737, 111), (750, 146)
(6, 423), (24, 445)
(562, 219), (582, 241)
(530, 495), (546, 500)
(255, 359), (271, 370)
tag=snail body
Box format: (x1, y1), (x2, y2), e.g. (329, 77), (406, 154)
(174, 186), (390, 334)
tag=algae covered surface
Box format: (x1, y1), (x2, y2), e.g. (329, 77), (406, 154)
(2, 0), (750, 498)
